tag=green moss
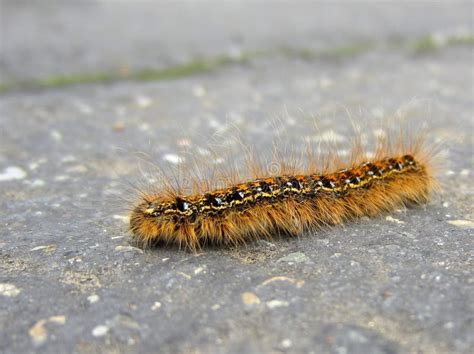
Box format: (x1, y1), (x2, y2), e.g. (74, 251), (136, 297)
(446, 34), (474, 46)
(293, 48), (316, 60)
(135, 61), (213, 81)
(281, 42), (374, 61)
(413, 33), (474, 54)
(413, 36), (440, 54)
(0, 82), (9, 93)
(133, 54), (252, 81)
(320, 42), (374, 59)
(0, 44), (374, 93)
(0, 54), (252, 93)
(1, 33), (472, 93)
(38, 72), (116, 87)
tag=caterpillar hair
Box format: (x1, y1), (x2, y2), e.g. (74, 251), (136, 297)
(127, 117), (440, 251)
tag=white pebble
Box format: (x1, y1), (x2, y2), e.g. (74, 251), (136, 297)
(87, 294), (100, 304)
(192, 85), (206, 98)
(447, 220), (474, 229)
(319, 77), (333, 89)
(54, 175), (70, 181)
(74, 100), (94, 115)
(61, 155), (76, 163)
(266, 300), (289, 309)
(135, 95), (152, 108)
(151, 302), (162, 310)
(386, 215), (405, 224)
(50, 130), (63, 141)
(0, 166), (27, 181)
(0, 283), (21, 297)
(163, 154), (184, 165)
(92, 325), (109, 337)
(30, 179), (45, 187)
(138, 123), (151, 131)
(194, 266), (205, 275)
(281, 339), (292, 348)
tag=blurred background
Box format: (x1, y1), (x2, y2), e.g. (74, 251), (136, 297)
(1, 2), (473, 354)
(2, 1), (473, 87)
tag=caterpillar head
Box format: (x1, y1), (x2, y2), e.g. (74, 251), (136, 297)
(129, 197), (198, 248)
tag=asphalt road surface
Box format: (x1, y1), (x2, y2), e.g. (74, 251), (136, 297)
(1, 2), (473, 354)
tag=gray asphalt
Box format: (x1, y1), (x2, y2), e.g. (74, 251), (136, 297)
(1, 2), (473, 354)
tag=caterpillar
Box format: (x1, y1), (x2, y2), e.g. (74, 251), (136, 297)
(128, 123), (438, 251)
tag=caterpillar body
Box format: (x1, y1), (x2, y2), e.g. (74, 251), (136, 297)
(129, 131), (437, 250)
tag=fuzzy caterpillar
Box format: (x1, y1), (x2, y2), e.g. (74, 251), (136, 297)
(128, 126), (438, 251)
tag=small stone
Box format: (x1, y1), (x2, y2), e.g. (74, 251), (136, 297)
(0, 283), (21, 297)
(386, 215), (405, 224)
(194, 266), (205, 275)
(266, 300), (289, 309)
(163, 153), (184, 165)
(177, 272), (192, 280)
(54, 175), (70, 181)
(192, 85), (206, 97)
(28, 162), (39, 170)
(112, 121), (126, 132)
(87, 294), (100, 304)
(319, 77), (333, 89)
(48, 316), (66, 324)
(0, 166), (27, 181)
(447, 220), (474, 229)
(151, 302), (162, 311)
(31, 244), (56, 253)
(29, 320), (47, 346)
(61, 155), (76, 163)
(281, 339), (292, 348)
(66, 165), (88, 173)
(92, 325), (109, 337)
(277, 252), (311, 264)
(74, 100), (94, 115)
(444, 322), (454, 329)
(50, 130), (63, 141)
(29, 179), (45, 187)
(260, 276), (305, 288)
(138, 122), (150, 131)
(114, 245), (143, 253)
(241, 292), (261, 305)
(135, 95), (152, 108)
